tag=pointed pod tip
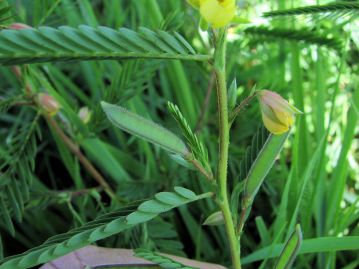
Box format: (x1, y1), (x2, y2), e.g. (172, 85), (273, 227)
(100, 101), (115, 116)
(100, 101), (110, 108)
(295, 224), (303, 236)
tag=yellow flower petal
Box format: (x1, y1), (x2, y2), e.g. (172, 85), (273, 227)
(258, 90), (301, 134)
(199, 0), (236, 28)
(273, 109), (294, 127)
(262, 113), (289, 135)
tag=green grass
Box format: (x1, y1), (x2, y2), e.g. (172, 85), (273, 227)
(0, 0), (358, 268)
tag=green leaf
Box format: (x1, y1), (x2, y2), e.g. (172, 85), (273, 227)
(81, 138), (131, 182)
(284, 137), (325, 240)
(255, 216), (270, 246)
(263, 2), (359, 18)
(242, 236), (359, 264)
(135, 249), (198, 269)
(0, 26), (210, 65)
(0, 197), (15, 236)
(0, 95), (24, 113)
(273, 224), (302, 269)
(0, 1), (13, 24)
(203, 211), (224, 226)
(174, 186), (197, 200)
(0, 113), (40, 234)
(101, 102), (189, 156)
(167, 102), (211, 173)
(127, 188), (210, 225)
(0, 188), (211, 269)
(244, 26), (343, 51)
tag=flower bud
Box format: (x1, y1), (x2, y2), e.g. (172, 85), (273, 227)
(8, 23), (32, 30)
(258, 90), (302, 135)
(199, 0), (236, 28)
(78, 106), (92, 124)
(36, 93), (60, 116)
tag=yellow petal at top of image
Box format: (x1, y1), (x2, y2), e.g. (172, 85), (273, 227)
(199, 0), (236, 28)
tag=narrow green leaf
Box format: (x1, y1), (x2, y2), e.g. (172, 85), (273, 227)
(6, 185), (21, 222)
(242, 236), (359, 264)
(101, 102), (188, 156)
(273, 224), (302, 269)
(0, 197), (15, 236)
(167, 102), (210, 173)
(135, 249), (198, 269)
(255, 216), (270, 245)
(0, 234), (3, 260)
(81, 138), (131, 182)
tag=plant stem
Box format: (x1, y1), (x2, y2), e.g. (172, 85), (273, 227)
(214, 28), (241, 269)
(229, 93), (257, 126)
(45, 115), (116, 200)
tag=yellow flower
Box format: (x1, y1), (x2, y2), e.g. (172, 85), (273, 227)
(258, 90), (302, 135)
(199, 0), (236, 28)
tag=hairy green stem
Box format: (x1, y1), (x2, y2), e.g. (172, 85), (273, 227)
(214, 28), (241, 269)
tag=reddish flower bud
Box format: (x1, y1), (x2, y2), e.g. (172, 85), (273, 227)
(36, 93), (60, 116)
(8, 23), (32, 30)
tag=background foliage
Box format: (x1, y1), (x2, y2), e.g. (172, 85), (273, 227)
(0, 0), (358, 268)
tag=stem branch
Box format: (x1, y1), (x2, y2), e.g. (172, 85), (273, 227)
(229, 93), (257, 126)
(189, 158), (214, 181)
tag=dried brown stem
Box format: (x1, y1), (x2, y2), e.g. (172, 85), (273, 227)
(45, 115), (116, 200)
(229, 93), (257, 126)
(195, 71), (215, 133)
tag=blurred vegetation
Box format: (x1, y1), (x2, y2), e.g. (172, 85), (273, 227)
(0, 0), (358, 268)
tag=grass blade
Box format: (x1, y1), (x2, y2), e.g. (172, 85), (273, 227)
(273, 224), (302, 269)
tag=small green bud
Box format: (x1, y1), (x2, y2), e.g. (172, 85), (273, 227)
(78, 106), (92, 124)
(228, 78), (238, 110)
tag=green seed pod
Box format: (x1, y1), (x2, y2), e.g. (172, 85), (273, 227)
(101, 102), (189, 156)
